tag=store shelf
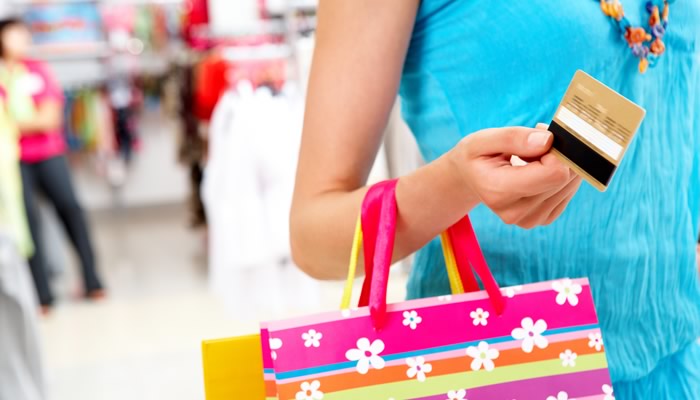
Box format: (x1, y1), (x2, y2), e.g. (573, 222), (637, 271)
(12, 0), (182, 4)
(288, 0), (317, 12)
(29, 42), (112, 61)
(100, 0), (183, 4)
(11, 0), (98, 5)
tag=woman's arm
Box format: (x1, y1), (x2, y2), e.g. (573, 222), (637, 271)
(14, 61), (63, 134)
(291, 0), (580, 280)
(16, 100), (62, 133)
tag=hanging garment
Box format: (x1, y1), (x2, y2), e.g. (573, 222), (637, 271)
(0, 231), (46, 400)
(204, 84), (390, 320)
(0, 97), (33, 258)
(203, 87), (320, 320)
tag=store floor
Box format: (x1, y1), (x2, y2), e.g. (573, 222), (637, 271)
(39, 204), (408, 400)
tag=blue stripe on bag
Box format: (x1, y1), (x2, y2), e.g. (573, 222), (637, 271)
(274, 323), (601, 381)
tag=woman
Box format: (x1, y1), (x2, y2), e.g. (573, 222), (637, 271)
(0, 18), (104, 310)
(291, 1), (700, 398)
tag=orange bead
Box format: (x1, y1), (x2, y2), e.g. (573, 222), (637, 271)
(639, 58), (649, 73)
(650, 38), (666, 55)
(601, 0), (624, 19)
(625, 27), (652, 46)
(649, 7), (660, 26)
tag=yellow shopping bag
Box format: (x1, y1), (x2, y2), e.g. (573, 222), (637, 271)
(201, 334), (266, 400)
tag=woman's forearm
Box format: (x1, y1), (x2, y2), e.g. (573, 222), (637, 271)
(16, 100), (62, 134)
(18, 118), (58, 133)
(290, 152), (479, 280)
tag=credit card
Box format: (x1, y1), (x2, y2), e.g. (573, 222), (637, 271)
(549, 70), (646, 191)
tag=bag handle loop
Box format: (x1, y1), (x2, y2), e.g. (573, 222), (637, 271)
(341, 180), (506, 330)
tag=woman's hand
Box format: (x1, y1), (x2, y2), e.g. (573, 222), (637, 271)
(449, 126), (582, 229)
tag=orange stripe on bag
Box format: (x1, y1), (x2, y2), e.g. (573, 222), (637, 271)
(276, 337), (599, 393)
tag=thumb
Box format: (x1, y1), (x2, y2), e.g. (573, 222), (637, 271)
(466, 126), (553, 158)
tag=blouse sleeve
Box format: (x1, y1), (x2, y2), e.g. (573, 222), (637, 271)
(28, 60), (64, 105)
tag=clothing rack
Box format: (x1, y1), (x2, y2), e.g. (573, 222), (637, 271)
(220, 43), (291, 62)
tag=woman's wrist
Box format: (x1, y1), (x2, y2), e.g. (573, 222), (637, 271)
(442, 149), (482, 211)
(393, 150), (481, 256)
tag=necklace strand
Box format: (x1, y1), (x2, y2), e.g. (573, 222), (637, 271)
(598, 0), (671, 73)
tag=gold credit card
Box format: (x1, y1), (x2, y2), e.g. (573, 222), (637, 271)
(549, 70), (646, 191)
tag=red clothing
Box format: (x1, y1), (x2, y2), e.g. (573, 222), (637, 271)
(194, 54), (228, 121)
(0, 60), (66, 163)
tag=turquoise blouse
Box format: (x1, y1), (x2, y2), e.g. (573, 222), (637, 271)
(399, 0), (700, 384)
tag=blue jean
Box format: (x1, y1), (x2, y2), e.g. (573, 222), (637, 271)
(20, 156), (102, 306)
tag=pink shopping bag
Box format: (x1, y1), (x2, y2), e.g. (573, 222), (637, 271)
(263, 180), (614, 400)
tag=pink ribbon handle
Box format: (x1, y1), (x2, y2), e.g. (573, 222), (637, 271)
(447, 215), (506, 315)
(357, 180), (396, 308)
(367, 179), (399, 329)
(363, 180), (506, 331)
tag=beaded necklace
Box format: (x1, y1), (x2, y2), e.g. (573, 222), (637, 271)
(598, 0), (672, 73)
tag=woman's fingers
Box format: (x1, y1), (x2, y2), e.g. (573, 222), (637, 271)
(454, 125), (583, 230)
(545, 177), (582, 224)
(517, 123), (552, 163)
(514, 176), (582, 228)
(490, 152), (572, 197)
(465, 127), (553, 158)
(496, 173), (578, 227)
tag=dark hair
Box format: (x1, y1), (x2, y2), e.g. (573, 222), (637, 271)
(0, 17), (27, 58)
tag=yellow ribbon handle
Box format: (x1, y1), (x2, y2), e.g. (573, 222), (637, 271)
(341, 215), (465, 310)
(440, 232), (465, 295)
(340, 216), (363, 309)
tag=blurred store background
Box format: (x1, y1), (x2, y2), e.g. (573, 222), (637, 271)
(0, 1), (422, 399)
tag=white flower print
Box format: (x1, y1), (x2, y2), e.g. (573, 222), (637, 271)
(302, 329), (323, 348)
(295, 380), (323, 400)
(466, 341), (500, 371)
(546, 391), (572, 400)
(602, 384), (615, 400)
(406, 356), (433, 382)
(552, 279), (583, 306)
(470, 308), (490, 326)
(402, 310), (423, 330)
(560, 349), (577, 367)
(445, 389), (467, 400)
(340, 307), (358, 318)
(438, 295), (453, 302)
(511, 317), (549, 353)
(269, 338), (283, 360)
(345, 338), (386, 374)
(588, 332), (604, 351)
(503, 285), (523, 298)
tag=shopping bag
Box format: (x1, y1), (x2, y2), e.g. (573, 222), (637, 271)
(263, 179), (614, 400)
(201, 334), (266, 399)
(261, 325), (280, 399)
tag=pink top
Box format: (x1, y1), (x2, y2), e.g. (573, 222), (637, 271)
(0, 60), (65, 163)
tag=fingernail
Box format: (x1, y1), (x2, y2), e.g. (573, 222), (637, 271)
(527, 131), (551, 147)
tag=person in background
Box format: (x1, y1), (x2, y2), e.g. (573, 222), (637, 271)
(0, 68), (46, 400)
(0, 17), (104, 311)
